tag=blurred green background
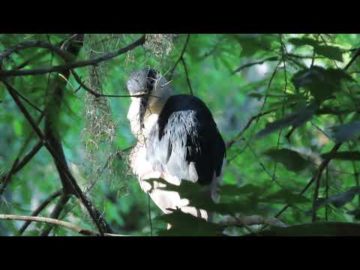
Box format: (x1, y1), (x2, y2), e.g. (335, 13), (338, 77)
(1, 34), (360, 236)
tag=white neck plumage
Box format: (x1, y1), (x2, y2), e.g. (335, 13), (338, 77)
(127, 84), (172, 141)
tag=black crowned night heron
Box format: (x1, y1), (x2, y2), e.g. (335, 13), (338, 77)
(127, 68), (226, 221)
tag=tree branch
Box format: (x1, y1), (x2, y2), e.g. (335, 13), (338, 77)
(181, 57), (193, 95)
(18, 189), (62, 235)
(0, 214), (124, 236)
(0, 40), (74, 64)
(220, 215), (288, 228)
(344, 48), (360, 70)
(232, 56), (279, 74)
(0, 141), (43, 195)
(71, 70), (154, 99)
(274, 143), (342, 219)
(2, 80), (111, 235)
(0, 35), (145, 78)
(169, 34), (190, 80)
(40, 193), (71, 236)
(226, 108), (278, 149)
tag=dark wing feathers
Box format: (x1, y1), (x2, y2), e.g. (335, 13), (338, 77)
(147, 95), (225, 185)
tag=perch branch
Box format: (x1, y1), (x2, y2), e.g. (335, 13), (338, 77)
(40, 193), (71, 236)
(0, 214), (124, 236)
(0, 35), (145, 78)
(18, 189), (62, 235)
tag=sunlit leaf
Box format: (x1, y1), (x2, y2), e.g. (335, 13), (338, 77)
(288, 37), (344, 61)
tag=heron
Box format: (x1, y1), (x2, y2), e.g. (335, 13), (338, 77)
(126, 68), (226, 221)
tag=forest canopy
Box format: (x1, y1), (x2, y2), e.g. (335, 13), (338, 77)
(1, 34), (360, 236)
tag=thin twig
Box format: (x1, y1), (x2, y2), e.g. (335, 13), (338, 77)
(0, 141), (43, 195)
(226, 108), (279, 149)
(181, 57), (193, 95)
(0, 40), (74, 64)
(232, 56), (279, 74)
(274, 143), (342, 219)
(41, 193), (70, 236)
(0, 214), (124, 236)
(344, 48), (360, 70)
(18, 189), (62, 235)
(325, 168), (329, 221)
(0, 35), (145, 78)
(71, 70), (153, 99)
(169, 34), (190, 80)
(220, 215), (288, 228)
(7, 86), (43, 113)
(0, 159), (19, 195)
(148, 195), (153, 236)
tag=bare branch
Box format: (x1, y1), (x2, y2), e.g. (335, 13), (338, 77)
(71, 70), (154, 99)
(220, 215), (288, 228)
(0, 40), (74, 64)
(5, 85), (43, 113)
(0, 141), (43, 195)
(0, 214), (124, 236)
(274, 143), (342, 219)
(344, 48), (360, 70)
(169, 34), (190, 80)
(0, 35), (145, 78)
(41, 193), (71, 236)
(18, 189), (62, 235)
(181, 57), (193, 95)
(232, 56), (279, 74)
(226, 108), (278, 149)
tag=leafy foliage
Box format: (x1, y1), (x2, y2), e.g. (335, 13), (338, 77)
(1, 33), (360, 236)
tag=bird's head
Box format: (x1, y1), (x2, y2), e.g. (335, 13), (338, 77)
(127, 68), (172, 129)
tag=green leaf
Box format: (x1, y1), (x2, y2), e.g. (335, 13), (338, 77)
(329, 121), (360, 143)
(250, 222), (360, 236)
(263, 148), (311, 172)
(233, 34), (276, 57)
(292, 66), (352, 102)
(288, 37), (320, 47)
(315, 187), (360, 210)
(288, 37), (344, 62)
(256, 103), (317, 138)
(315, 45), (343, 62)
(321, 151), (360, 160)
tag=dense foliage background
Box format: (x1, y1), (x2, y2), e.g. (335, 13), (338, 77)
(1, 34), (360, 236)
